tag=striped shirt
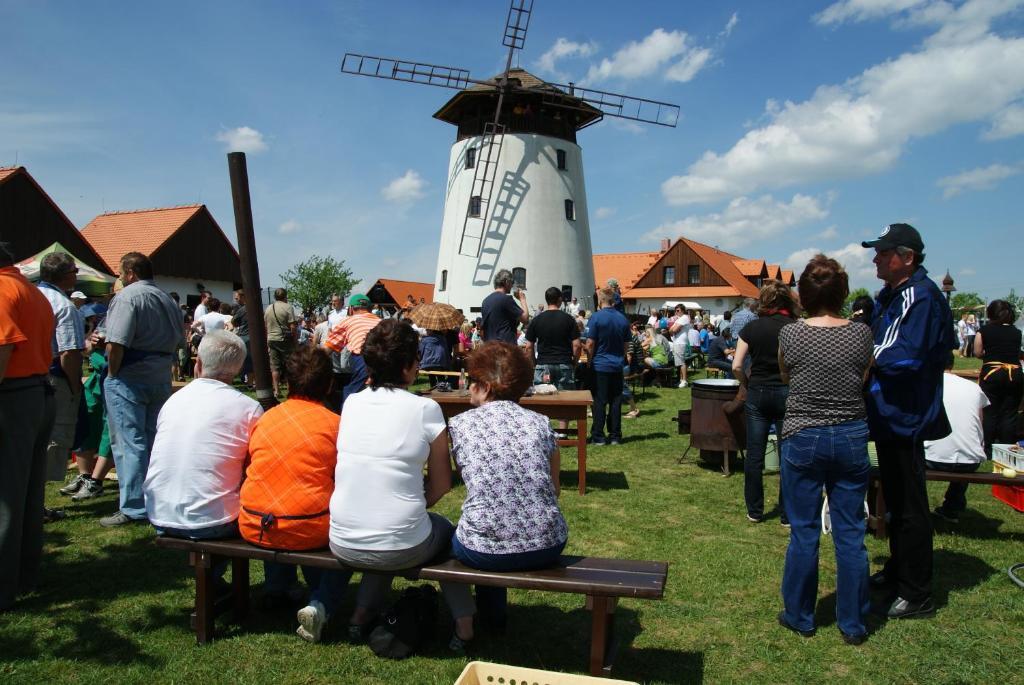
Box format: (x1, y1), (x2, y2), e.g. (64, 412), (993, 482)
(323, 312), (381, 355)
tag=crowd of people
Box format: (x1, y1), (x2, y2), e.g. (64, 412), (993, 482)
(2, 223), (1022, 652)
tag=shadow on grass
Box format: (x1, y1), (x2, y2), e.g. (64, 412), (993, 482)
(814, 549), (996, 630)
(623, 432), (671, 444)
(1, 532), (190, 666)
(560, 470), (629, 491)
(934, 509), (1024, 543)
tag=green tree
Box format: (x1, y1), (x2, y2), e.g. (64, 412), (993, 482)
(841, 287), (871, 318)
(950, 291), (984, 317)
(279, 255), (356, 317)
(1003, 288), (1024, 320)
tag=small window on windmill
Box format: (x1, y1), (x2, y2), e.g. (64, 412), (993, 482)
(466, 147), (476, 170)
(512, 267), (527, 290)
(664, 266), (676, 285)
(688, 265), (700, 285)
(468, 195), (482, 217)
(556, 149), (567, 170)
(440, 270), (447, 292)
(564, 199), (575, 221)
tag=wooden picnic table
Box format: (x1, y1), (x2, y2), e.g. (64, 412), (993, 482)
(424, 389), (594, 495)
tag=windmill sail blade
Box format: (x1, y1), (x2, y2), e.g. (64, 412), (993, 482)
(341, 53), (472, 90)
(502, 0), (534, 51)
(542, 82), (680, 128)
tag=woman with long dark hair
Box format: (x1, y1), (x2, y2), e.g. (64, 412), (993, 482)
(733, 280), (799, 524)
(974, 300), (1023, 451)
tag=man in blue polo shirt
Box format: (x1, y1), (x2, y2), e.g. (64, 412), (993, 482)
(585, 287), (631, 445)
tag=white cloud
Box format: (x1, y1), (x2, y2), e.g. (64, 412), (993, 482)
(534, 38), (598, 78)
(937, 162), (1021, 198)
(594, 206), (616, 220)
(785, 241), (878, 287)
(582, 28), (715, 85)
(381, 169), (428, 203)
(960, 266), (977, 276)
(722, 12), (740, 37)
(215, 126), (267, 153)
(665, 47), (713, 83)
(814, 0), (932, 26)
(815, 224), (840, 240)
(640, 193), (830, 249)
(983, 103), (1024, 140)
(278, 219), (301, 235)
(662, 4), (1024, 205)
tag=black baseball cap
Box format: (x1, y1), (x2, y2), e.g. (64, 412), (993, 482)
(861, 223), (924, 252)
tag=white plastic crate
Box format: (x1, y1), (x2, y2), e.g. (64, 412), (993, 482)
(992, 444), (1024, 472)
(454, 661), (639, 685)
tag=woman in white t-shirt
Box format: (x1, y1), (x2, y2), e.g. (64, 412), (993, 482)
(328, 319), (474, 647)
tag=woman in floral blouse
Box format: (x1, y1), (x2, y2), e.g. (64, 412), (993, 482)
(448, 341), (568, 637)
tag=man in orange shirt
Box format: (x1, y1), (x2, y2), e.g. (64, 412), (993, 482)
(322, 293), (381, 409)
(0, 242), (57, 611)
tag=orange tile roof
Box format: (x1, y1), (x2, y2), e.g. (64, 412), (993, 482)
(592, 251), (661, 290)
(733, 259), (766, 277)
(679, 239), (761, 298)
(780, 269), (795, 285)
(622, 286), (750, 299)
(375, 279), (434, 306)
(766, 263), (781, 280)
(80, 205), (204, 273)
(0, 166), (20, 183)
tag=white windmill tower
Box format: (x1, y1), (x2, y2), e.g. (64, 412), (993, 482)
(341, 1), (679, 314)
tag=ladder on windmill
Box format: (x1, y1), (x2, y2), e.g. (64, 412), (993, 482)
(458, 121), (506, 258)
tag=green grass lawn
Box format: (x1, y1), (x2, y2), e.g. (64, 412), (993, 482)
(2, 370), (1023, 684)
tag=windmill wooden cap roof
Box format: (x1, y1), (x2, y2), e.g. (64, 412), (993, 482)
(80, 205), (206, 273)
(433, 67), (602, 129)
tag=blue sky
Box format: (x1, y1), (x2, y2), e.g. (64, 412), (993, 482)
(3, 0), (1022, 299)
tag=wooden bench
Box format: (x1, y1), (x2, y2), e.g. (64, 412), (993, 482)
(869, 469), (1022, 538)
(154, 536), (668, 678)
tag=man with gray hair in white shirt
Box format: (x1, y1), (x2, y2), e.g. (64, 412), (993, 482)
(143, 330), (263, 551)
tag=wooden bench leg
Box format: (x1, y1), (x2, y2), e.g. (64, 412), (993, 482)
(578, 414), (587, 495)
(231, 557), (250, 622)
(587, 595), (618, 677)
(190, 551), (216, 644)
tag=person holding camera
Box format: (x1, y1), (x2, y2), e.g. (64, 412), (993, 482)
(481, 269), (529, 344)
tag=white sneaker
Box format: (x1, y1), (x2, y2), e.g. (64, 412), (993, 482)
(678, 380), (688, 388)
(296, 600), (327, 643)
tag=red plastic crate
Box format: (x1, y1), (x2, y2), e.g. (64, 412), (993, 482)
(992, 484), (1024, 512)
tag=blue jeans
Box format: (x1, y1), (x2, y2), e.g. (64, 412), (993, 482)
(534, 363), (575, 391)
(744, 384), (788, 520)
(341, 354), (368, 409)
(264, 561), (352, 617)
(451, 534), (565, 622)
(104, 376), (172, 519)
(155, 520), (239, 579)
(591, 370), (623, 441)
(780, 420), (870, 637)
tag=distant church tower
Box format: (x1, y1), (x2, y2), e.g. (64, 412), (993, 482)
(431, 68), (600, 314)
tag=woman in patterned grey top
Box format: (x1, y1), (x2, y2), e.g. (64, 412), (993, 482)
(776, 254), (874, 645)
(448, 341), (568, 637)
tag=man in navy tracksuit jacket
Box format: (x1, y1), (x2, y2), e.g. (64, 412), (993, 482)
(863, 223), (956, 619)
